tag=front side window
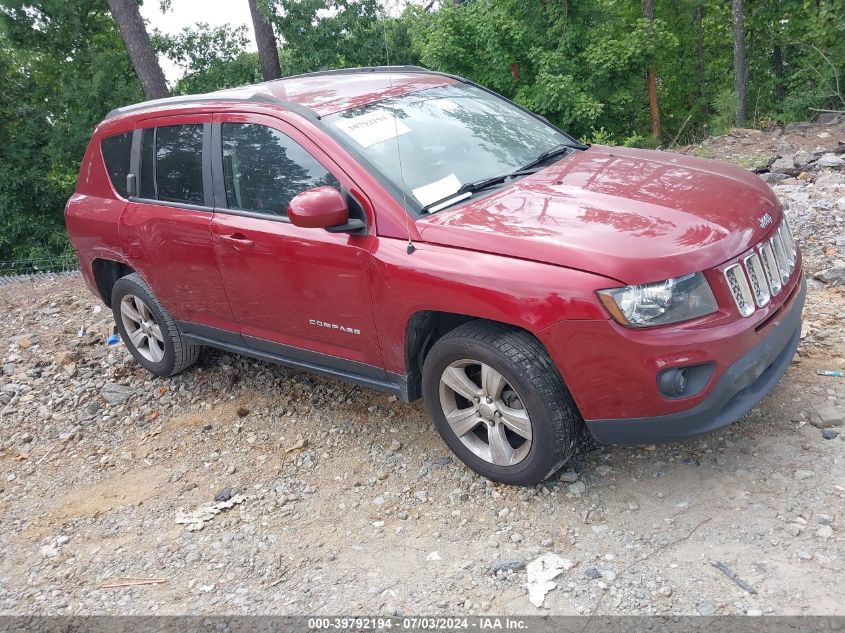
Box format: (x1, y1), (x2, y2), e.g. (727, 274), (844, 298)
(138, 124), (205, 205)
(324, 84), (574, 211)
(101, 132), (133, 198)
(221, 123), (339, 217)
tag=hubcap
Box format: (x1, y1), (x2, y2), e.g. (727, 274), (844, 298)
(119, 294), (165, 363)
(438, 359), (532, 467)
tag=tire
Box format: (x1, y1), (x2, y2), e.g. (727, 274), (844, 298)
(111, 273), (201, 377)
(422, 321), (581, 486)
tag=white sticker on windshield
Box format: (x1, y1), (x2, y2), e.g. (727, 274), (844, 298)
(412, 173), (462, 207)
(333, 110), (411, 148)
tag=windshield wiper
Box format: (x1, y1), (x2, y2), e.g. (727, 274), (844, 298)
(420, 145), (574, 214)
(517, 144), (573, 172)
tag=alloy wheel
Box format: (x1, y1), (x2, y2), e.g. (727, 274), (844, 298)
(119, 294), (165, 363)
(438, 359), (532, 466)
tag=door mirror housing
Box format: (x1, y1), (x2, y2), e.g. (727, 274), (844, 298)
(288, 186), (349, 229)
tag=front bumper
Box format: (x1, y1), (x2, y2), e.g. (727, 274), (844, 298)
(585, 277), (806, 444)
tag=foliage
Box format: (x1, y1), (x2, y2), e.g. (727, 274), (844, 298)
(153, 23), (262, 95)
(268, 0), (416, 74)
(1, 0), (843, 261)
(0, 0), (142, 262)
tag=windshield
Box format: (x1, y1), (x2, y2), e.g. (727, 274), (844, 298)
(323, 84), (575, 212)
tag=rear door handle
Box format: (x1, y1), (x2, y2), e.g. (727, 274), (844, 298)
(220, 233), (254, 248)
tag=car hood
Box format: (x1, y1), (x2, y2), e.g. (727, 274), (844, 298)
(417, 145), (782, 285)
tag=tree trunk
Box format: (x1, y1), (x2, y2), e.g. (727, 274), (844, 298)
(732, 0), (748, 126)
(248, 0), (282, 81)
(694, 1), (708, 112)
(106, 0), (169, 100)
(773, 43), (785, 108)
(643, 0), (661, 139)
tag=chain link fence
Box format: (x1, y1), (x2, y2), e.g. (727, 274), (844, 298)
(0, 254), (80, 287)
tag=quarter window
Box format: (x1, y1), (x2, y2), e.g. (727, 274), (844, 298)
(138, 124), (205, 205)
(101, 132), (133, 198)
(221, 123), (339, 216)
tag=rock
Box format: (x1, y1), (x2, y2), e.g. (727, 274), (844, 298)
(40, 544), (59, 558)
(99, 382), (134, 405)
(794, 469), (815, 480)
(567, 481), (586, 495)
(595, 464), (612, 476)
(17, 338), (34, 349)
(817, 112), (844, 125)
(793, 150), (811, 168)
(559, 470), (578, 483)
(822, 429), (838, 440)
(414, 490), (428, 502)
(770, 155), (795, 173)
(658, 585), (673, 597)
(490, 559), (526, 574)
(511, 533), (523, 543)
(796, 550), (812, 560)
(213, 487), (233, 502)
(760, 172), (789, 184)
(811, 405), (844, 428)
(746, 609), (763, 617)
(813, 266), (845, 287)
(54, 352), (74, 366)
(389, 438), (402, 452)
(816, 525), (833, 539)
(696, 601), (717, 616)
(585, 567), (601, 579)
(817, 153), (844, 169)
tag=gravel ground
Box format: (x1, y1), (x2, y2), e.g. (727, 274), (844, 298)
(1, 121), (844, 616)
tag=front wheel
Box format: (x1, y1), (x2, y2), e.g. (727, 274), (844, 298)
(422, 321), (581, 486)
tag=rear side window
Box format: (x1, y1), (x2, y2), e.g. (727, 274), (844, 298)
(221, 123), (339, 216)
(101, 132), (133, 198)
(138, 124), (205, 205)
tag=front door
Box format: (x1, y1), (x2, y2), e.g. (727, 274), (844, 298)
(209, 113), (383, 369)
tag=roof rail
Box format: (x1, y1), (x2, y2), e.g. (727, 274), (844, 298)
(276, 65), (431, 81)
(104, 91), (317, 121)
(103, 66), (446, 122)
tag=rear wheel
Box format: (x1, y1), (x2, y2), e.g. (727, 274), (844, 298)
(111, 273), (201, 377)
(422, 321), (580, 486)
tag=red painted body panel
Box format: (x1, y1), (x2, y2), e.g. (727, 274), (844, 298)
(65, 70), (803, 430)
(418, 145), (783, 285)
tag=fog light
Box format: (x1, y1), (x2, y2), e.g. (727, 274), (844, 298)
(656, 363), (715, 400)
(659, 368), (688, 397)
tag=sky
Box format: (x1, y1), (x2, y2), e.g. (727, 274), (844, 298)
(139, 0), (258, 83)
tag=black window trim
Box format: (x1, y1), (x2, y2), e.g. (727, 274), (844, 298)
(127, 121), (215, 212)
(209, 120), (368, 232)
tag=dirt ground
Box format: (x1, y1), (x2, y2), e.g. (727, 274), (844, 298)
(1, 123), (844, 617)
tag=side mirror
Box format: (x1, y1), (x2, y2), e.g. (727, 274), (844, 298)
(288, 186), (349, 229)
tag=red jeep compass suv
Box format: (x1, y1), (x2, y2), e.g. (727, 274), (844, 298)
(66, 67), (804, 485)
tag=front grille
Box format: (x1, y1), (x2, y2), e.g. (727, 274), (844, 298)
(724, 216), (798, 317)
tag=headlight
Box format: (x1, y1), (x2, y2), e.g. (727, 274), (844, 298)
(597, 272), (718, 327)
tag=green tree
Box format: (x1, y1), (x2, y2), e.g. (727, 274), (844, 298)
(0, 0), (142, 262)
(153, 23), (262, 95)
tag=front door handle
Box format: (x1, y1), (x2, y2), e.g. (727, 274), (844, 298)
(220, 233), (255, 248)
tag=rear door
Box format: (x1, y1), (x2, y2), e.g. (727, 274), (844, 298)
(209, 112), (383, 369)
(121, 114), (240, 337)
